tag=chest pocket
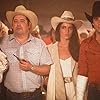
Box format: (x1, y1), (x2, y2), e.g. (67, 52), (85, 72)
(87, 49), (100, 65)
(3, 48), (17, 63)
(25, 48), (41, 65)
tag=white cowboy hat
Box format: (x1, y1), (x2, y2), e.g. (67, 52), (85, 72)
(6, 5), (38, 31)
(51, 11), (83, 30)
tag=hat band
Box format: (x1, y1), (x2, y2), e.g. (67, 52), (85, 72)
(62, 17), (74, 21)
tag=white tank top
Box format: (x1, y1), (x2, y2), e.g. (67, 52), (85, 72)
(60, 57), (72, 77)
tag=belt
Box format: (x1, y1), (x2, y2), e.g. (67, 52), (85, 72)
(7, 87), (41, 97)
(89, 83), (100, 91)
(18, 92), (34, 97)
(63, 77), (72, 83)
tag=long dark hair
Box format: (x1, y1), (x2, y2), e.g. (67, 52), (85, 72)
(55, 22), (80, 62)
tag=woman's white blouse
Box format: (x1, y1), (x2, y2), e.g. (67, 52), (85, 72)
(60, 57), (72, 77)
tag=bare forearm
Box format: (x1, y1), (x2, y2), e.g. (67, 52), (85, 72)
(19, 60), (51, 76)
(31, 65), (51, 76)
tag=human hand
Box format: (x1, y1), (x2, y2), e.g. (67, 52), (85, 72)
(19, 59), (32, 71)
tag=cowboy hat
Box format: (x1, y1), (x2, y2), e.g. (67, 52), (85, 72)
(51, 11), (83, 30)
(85, 1), (100, 23)
(6, 5), (38, 31)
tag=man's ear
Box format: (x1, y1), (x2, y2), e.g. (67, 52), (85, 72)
(29, 22), (32, 30)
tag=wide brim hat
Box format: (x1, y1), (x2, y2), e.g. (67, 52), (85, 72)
(51, 11), (83, 30)
(6, 5), (38, 31)
(85, 1), (100, 23)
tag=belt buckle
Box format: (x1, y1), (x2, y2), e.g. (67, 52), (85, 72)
(64, 77), (72, 83)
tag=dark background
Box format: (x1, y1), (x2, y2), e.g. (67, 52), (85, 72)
(0, 0), (95, 31)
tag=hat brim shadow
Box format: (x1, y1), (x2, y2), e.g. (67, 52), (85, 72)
(85, 12), (93, 23)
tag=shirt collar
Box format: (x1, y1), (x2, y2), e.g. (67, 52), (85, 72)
(88, 33), (100, 52)
(9, 34), (34, 42)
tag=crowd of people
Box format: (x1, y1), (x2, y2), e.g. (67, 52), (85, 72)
(0, 1), (100, 100)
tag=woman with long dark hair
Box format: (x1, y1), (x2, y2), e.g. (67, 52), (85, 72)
(47, 11), (83, 100)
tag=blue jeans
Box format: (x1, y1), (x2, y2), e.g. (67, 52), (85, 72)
(87, 84), (100, 100)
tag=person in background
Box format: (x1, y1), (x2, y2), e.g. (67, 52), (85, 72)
(0, 49), (8, 83)
(77, 22), (93, 44)
(47, 11), (83, 100)
(0, 49), (8, 100)
(42, 33), (53, 45)
(0, 21), (8, 100)
(0, 21), (8, 82)
(79, 32), (88, 43)
(0, 5), (53, 100)
(31, 25), (42, 39)
(0, 21), (9, 40)
(40, 29), (52, 45)
(48, 28), (56, 44)
(76, 1), (100, 100)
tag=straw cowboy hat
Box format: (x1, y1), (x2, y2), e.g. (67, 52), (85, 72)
(51, 11), (83, 30)
(6, 5), (38, 31)
(85, 1), (100, 23)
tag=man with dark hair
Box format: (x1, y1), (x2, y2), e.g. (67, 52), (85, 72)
(0, 5), (52, 100)
(77, 1), (100, 100)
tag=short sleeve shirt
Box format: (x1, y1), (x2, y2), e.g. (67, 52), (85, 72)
(0, 34), (53, 92)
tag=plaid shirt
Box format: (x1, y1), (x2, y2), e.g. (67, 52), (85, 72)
(78, 33), (100, 84)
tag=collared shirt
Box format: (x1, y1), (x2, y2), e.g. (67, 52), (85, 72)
(0, 34), (53, 93)
(78, 33), (100, 84)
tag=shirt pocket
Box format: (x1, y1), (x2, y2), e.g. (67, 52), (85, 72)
(25, 48), (40, 65)
(3, 48), (17, 63)
(87, 50), (100, 65)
